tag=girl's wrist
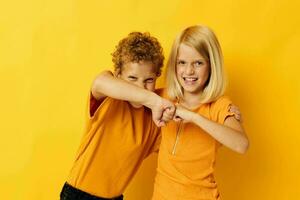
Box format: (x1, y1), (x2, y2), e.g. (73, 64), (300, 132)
(188, 111), (195, 123)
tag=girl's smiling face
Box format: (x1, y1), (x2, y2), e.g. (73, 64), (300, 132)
(176, 43), (210, 95)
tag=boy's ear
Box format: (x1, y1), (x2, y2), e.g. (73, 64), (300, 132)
(114, 68), (121, 77)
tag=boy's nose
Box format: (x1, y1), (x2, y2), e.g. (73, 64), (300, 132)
(135, 81), (146, 89)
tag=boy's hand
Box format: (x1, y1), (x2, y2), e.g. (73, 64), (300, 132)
(151, 98), (175, 127)
(229, 105), (243, 122)
(160, 106), (176, 125)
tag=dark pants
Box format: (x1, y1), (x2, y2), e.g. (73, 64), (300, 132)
(60, 183), (123, 200)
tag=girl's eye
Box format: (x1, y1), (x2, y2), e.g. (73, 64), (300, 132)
(194, 61), (203, 66)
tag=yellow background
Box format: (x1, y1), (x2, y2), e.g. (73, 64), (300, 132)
(1, 0), (299, 199)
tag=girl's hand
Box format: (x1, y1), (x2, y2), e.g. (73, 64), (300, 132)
(173, 105), (195, 123)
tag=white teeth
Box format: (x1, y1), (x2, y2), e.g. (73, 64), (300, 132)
(183, 77), (197, 81)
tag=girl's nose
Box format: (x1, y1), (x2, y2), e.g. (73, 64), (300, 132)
(185, 64), (194, 75)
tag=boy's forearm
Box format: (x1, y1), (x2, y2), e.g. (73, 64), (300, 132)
(92, 71), (159, 108)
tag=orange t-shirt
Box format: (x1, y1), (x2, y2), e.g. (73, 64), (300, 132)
(152, 91), (236, 200)
(67, 93), (161, 198)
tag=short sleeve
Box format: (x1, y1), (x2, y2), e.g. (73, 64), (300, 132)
(144, 125), (162, 157)
(89, 92), (109, 117)
(149, 130), (162, 154)
(211, 96), (237, 124)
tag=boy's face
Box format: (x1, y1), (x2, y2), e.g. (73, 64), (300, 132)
(117, 61), (158, 108)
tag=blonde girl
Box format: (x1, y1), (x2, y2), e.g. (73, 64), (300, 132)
(152, 25), (249, 200)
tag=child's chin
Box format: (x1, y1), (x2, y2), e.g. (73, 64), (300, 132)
(129, 102), (143, 108)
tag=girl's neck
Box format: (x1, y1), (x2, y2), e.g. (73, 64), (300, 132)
(180, 92), (203, 110)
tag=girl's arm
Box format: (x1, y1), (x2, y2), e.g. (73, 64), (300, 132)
(175, 106), (249, 154)
(91, 70), (175, 126)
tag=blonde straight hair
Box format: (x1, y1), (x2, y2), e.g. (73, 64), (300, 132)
(166, 25), (226, 103)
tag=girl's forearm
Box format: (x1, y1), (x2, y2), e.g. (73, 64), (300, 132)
(190, 112), (249, 154)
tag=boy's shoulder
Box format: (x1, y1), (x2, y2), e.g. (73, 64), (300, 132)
(89, 92), (128, 117)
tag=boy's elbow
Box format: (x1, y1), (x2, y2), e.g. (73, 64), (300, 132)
(91, 71), (113, 99)
(99, 70), (114, 77)
(96, 71), (114, 83)
(93, 71), (113, 87)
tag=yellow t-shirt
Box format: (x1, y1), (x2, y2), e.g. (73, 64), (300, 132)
(67, 94), (161, 198)
(152, 91), (236, 200)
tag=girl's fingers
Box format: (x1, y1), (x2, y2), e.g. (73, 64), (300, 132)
(173, 115), (182, 122)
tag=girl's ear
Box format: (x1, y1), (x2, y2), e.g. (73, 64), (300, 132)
(114, 68), (121, 77)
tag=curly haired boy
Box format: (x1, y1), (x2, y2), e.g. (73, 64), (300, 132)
(60, 32), (175, 200)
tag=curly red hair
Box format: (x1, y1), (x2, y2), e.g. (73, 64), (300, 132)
(112, 32), (164, 76)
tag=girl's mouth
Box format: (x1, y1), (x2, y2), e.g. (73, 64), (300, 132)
(183, 77), (198, 84)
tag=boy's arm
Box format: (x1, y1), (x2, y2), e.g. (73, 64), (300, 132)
(91, 70), (175, 127)
(91, 70), (154, 105)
